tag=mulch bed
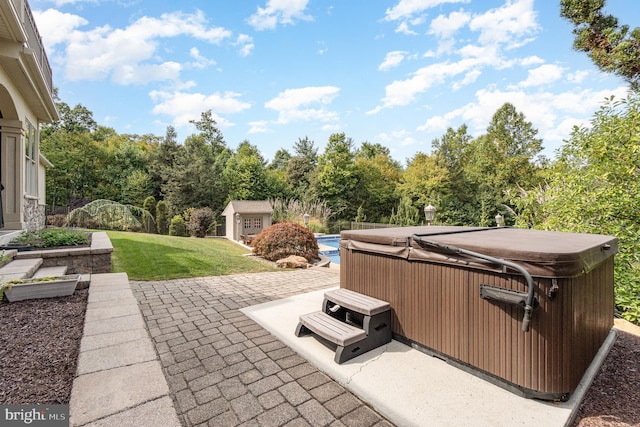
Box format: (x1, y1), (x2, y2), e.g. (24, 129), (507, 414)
(572, 329), (640, 426)
(0, 290), (88, 404)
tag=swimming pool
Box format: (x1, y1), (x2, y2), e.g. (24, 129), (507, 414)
(317, 235), (340, 265)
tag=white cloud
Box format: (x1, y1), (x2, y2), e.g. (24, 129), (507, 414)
(567, 70), (589, 84)
(429, 10), (471, 39)
(371, 0), (542, 114)
(517, 64), (564, 88)
(235, 34), (254, 57)
(149, 90), (251, 128)
(452, 69), (481, 90)
(416, 85), (630, 153)
(265, 86), (340, 124)
(189, 47), (217, 70)
(417, 115), (449, 133)
(248, 121), (271, 134)
(520, 55), (545, 66)
(395, 21), (418, 35)
(377, 129), (418, 147)
(379, 51), (409, 71)
(248, 0), (313, 31)
(32, 9), (88, 52)
(384, 0), (469, 22)
(114, 62), (183, 85)
(35, 10), (233, 84)
(469, 0), (539, 48)
(369, 57), (487, 113)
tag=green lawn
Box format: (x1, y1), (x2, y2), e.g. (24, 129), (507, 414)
(106, 231), (277, 280)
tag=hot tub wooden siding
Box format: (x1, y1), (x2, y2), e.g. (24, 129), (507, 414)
(339, 227), (615, 400)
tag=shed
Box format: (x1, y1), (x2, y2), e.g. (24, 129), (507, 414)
(222, 200), (273, 242)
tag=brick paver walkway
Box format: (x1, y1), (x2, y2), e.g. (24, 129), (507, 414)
(131, 269), (393, 427)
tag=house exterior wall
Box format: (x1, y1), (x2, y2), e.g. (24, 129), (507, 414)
(0, 0), (58, 231)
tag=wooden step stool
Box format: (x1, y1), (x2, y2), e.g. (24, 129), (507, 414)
(295, 288), (392, 364)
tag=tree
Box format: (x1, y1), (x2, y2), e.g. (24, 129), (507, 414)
(224, 141), (269, 201)
(397, 152), (447, 213)
(430, 125), (477, 225)
(269, 149), (292, 171)
(148, 126), (180, 200)
(357, 142), (391, 159)
(465, 103), (545, 225)
(314, 133), (358, 219)
(351, 144), (401, 222)
(156, 200), (168, 234)
(143, 196), (156, 233)
(511, 94), (640, 323)
(161, 117), (230, 214)
(286, 137), (318, 200)
(389, 197), (421, 226)
(561, 0), (640, 88)
(40, 130), (104, 207)
(42, 92), (97, 136)
(189, 110), (226, 154)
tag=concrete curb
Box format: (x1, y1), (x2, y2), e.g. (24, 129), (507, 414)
(69, 273), (181, 427)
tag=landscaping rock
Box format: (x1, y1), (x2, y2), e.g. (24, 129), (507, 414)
(275, 256), (310, 269)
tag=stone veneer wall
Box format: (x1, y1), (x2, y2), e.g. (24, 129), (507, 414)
(23, 198), (46, 232)
(15, 231), (113, 274)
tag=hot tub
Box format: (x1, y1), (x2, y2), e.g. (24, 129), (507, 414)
(339, 226), (617, 400)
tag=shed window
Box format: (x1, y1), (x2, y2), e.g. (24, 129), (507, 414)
(244, 218), (251, 229)
(254, 218), (262, 228)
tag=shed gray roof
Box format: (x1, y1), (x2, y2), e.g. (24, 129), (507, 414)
(223, 200), (273, 215)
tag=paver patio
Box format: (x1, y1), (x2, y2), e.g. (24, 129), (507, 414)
(131, 269), (392, 427)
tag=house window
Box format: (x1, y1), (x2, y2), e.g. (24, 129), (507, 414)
(254, 218), (262, 228)
(244, 218), (251, 229)
(24, 120), (38, 196)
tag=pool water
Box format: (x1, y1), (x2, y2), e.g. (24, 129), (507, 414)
(317, 235), (341, 265)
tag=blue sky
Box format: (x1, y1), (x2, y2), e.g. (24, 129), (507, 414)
(31, 0), (637, 164)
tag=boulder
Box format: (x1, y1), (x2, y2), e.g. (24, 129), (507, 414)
(276, 255), (311, 269)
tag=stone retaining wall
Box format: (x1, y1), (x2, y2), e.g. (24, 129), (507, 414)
(15, 232), (113, 274)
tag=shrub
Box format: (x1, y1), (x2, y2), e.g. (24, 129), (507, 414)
(66, 199), (151, 231)
(47, 214), (67, 227)
(13, 228), (89, 248)
(156, 201), (168, 234)
(169, 215), (187, 237)
(189, 207), (215, 238)
(252, 222), (319, 262)
(308, 220), (329, 234)
(143, 196), (156, 233)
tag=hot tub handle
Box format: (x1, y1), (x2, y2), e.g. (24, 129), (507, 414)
(413, 234), (537, 332)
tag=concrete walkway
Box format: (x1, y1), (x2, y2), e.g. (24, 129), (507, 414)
(69, 273), (181, 427)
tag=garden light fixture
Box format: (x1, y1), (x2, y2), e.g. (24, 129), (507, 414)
(424, 204), (436, 226)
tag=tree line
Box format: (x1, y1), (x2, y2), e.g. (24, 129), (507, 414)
(40, 91), (640, 323)
(41, 99), (545, 229)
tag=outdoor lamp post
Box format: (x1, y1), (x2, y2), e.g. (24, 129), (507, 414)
(235, 213), (241, 240)
(424, 204), (436, 226)
(495, 213), (504, 227)
(303, 213), (310, 228)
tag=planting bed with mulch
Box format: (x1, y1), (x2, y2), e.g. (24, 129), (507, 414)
(0, 290), (87, 404)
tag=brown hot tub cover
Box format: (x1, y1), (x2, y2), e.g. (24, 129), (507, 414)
(340, 226), (617, 278)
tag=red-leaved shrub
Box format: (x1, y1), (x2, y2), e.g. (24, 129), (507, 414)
(252, 222), (319, 262)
